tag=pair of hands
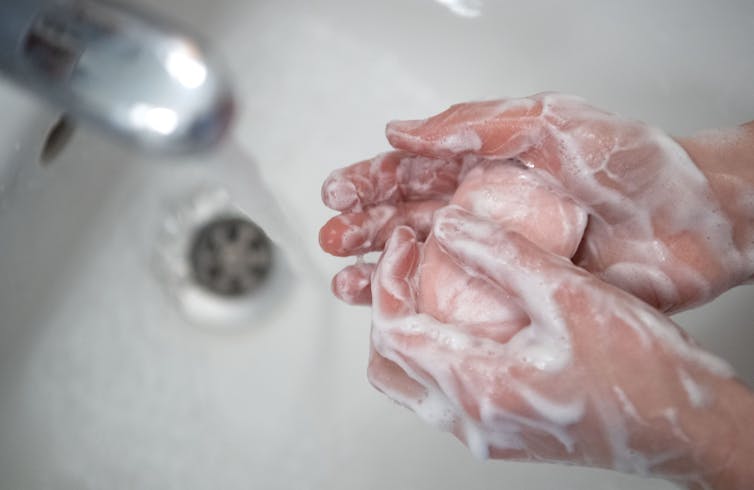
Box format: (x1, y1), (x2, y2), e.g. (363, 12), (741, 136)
(319, 93), (754, 488)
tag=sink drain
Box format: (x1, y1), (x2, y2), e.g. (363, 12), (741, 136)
(190, 217), (273, 297)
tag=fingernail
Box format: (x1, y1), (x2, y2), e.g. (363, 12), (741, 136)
(432, 206), (469, 241)
(331, 265), (373, 306)
(340, 227), (369, 253)
(322, 175), (359, 211)
(386, 119), (425, 136)
(318, 217), (369, 256)
(385, 226), (416, 251)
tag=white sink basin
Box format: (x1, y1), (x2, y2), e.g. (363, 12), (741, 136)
(0, 1), (752, 489)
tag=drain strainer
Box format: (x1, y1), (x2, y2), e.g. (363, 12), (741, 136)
(190, 217), (273, 297)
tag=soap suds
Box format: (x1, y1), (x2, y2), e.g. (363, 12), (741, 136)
(678, 369), (713, 409)
(356, 93), (750, 482)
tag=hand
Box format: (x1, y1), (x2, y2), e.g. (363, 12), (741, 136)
(322, 155), (587, 311)
(321, 93), (754, 312)
(367, 207), (754, 489)
(419, 159), (588, 338)
(321, 149), (471, 304)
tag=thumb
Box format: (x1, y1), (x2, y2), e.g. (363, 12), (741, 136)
(372, 226), (421, 319)
(432, 205), (587, 314)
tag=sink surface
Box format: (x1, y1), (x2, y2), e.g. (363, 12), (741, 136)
(0, 1), (752, 489)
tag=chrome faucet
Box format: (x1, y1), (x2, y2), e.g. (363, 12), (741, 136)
(0, 0), (234, 155)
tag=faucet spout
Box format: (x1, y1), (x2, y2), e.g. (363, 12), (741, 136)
(0, 0), (234, 155)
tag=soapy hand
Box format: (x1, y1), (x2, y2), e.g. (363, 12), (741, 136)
(368, 209), (752, 489)
(321, 93), (754, 312)
(318, 95), (754, 487)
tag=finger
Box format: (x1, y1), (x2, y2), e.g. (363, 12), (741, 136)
(372, 227), (486, 380)
(371, 227), (516, 432)
(319, 200), (442, 257)
(321, 151), (462, 212)
(432, 206), (586, 309)
(371, 226), (421, 318)
(386, 97), (546, 160)
(331, 262), (375, 305)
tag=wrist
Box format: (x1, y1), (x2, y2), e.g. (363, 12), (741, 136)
(692, 378), (754, 489)
(678, 122), (754, 185)
(677, 123), (754, 282)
